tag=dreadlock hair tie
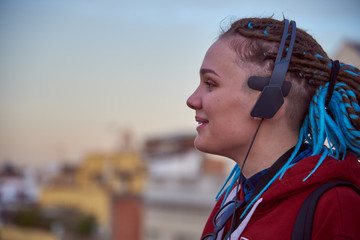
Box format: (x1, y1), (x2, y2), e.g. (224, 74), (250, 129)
(325, 60), (340, 107)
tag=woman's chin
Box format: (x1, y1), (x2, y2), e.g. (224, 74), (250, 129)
(194, 137), (207, 152)
(194, 137), (216, 154)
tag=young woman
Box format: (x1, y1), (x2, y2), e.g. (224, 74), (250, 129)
(187, 17), (360, 240)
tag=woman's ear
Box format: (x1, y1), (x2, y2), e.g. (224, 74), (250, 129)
(264, 92), (289, 122)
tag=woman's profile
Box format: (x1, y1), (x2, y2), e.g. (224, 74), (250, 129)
(187, 17), (360, 240)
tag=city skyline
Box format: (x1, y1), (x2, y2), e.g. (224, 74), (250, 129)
(1, 0), (360, 166)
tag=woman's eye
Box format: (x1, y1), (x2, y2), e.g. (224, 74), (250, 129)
(204, 80), (216, 89)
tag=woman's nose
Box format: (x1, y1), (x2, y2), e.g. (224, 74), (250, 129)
(186, 88), (202, 110)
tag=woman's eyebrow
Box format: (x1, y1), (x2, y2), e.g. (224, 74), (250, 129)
(200, 68), (220, 77)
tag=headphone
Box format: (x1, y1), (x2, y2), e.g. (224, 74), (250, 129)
(248, 19), (297, 119)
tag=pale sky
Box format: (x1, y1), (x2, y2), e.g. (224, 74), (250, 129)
(1, 0), (360, 166)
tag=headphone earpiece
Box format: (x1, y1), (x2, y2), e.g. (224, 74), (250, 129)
(248, 19), (296, 119)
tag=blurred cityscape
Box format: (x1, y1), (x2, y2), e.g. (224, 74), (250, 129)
(0, 41), (359, 240)
(0, 129), (231, 240)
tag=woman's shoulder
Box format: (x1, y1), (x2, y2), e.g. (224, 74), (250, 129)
(312, 184), (360, 239)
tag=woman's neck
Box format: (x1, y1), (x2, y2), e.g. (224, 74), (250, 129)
(237, 124), (299, 178)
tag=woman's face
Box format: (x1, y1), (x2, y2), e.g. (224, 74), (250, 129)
(187, 38), (260, 159)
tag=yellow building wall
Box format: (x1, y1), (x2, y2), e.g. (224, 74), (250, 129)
(76, 153), (108, 188)
(112, 152), (142, 170)
(39, 150), (146, 232)
(0, 225), (57, 240)
(40, 186), (109, 227)
(76, 151), (146, 194)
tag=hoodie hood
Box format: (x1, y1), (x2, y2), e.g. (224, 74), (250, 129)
(260, 153), (360, 205)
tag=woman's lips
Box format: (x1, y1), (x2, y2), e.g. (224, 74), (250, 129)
(195, 116), (209, 130)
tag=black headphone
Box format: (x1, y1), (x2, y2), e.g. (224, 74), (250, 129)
(248, 19), (297, 119)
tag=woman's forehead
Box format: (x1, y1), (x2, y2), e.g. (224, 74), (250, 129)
(201, 39), (238, 68)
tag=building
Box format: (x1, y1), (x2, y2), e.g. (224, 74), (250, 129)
(0, 163), (56, 240)
(143, 133), (230, 240)
(0, 163), (38, 207)
(39, 140), (147, 240)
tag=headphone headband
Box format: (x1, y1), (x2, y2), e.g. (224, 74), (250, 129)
(248, 19), (297, 119)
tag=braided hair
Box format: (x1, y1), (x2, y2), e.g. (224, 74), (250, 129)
(215, 18), (360, 214)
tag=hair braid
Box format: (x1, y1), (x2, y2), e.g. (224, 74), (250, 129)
(216, 17), (360, 209)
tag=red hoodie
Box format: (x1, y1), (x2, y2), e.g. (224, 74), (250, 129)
(201, 154), (360, 240)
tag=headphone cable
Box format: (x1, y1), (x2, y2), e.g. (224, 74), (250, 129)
(228, 118), (264, 238)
